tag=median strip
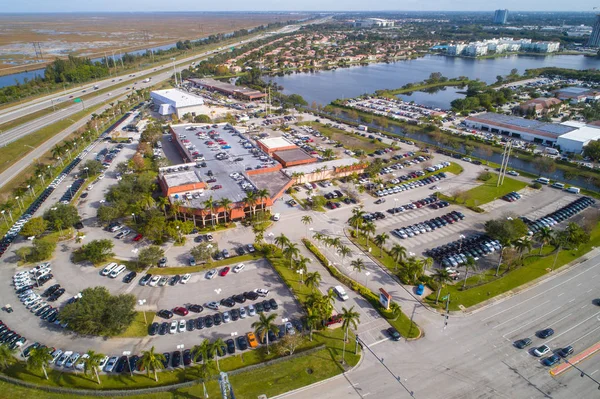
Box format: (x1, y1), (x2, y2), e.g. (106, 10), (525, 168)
(550, 341), (600, 376)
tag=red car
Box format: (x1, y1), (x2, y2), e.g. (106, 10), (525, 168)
(132, 234), (143, 241)
(173, 307), (189, 316)
(211, 185), (222, 190)
(219, 267), (230, 277)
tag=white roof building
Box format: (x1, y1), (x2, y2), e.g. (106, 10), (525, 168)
(150, 89), (205, 118)
(556, 122), (600, 153)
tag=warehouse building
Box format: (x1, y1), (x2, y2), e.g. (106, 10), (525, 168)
(187, 78), (267, 101)
(150, 89), (205, 118)
(556, 122), (600, 153)
(555, 87), (600, 104)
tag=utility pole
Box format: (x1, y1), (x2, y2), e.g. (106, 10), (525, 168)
(500, 141), (512, 186)
(218, 372), (236, 399)
(497, 140), (512, 187)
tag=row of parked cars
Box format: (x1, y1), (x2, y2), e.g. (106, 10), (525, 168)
(502, 191), (522, 202)
(139, 272), (192, 287)
(0, 320), (27, 351)
(59, 178), (84, 204)
(521, 196), (594, 236)
(425, 233), (501, 267)
(391, 211), (465, 240)
(514, 328), (574, 367)
(375, 172), (447, 198)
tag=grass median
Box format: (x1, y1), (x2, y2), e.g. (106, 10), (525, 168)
(300, 121), (389, 153)
(147, 253), (261, 275)
(116, 312), (155, 338)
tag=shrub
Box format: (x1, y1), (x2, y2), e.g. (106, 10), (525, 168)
(531, 182), (543, 189)
(468, 206), (485, 213)
(477, 171), (494, 181)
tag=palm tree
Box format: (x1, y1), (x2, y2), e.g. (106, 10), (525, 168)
(340, 306), (361, 365)
(204, 196), (216, 228)
(51, 145), (64, 159)
(252, 313), (280, 354)
(306, 306), (321, 341)
(514, 239), (532, 260)
(301, 215), (313, 237)
(304, 271), (322, 291)
(138, 193), (155, 211)
(27, 347), (53, 380)
(389, 244), (407, 272)
(197, 356), (215, 399)
(219, 198), (233, 225)
(274, 233), (291, 250)
(210, 338), (226, 371)
(322, 148), (335, 160)
(139, 346), (165, 382)
(294, 256), (311, 282)
(338, 245), (352, 266)
(82, 350), (105, 384)
(406, 258), (425, 284)
(157, 196), (170, 218)
(0, 344), (15, 369)
(535, 226), (553, 254)
(433, 269), (451, 305)
(243, 191), (257, 217)
(361, 220), (376, 247)
(350, 258), (365, 278)
(462, 256), (478, 290)
(348, 207), (365, 236)
(282, 242), (300, 269)
(373, 232), (389, 257)
(256, 188), (270, 212)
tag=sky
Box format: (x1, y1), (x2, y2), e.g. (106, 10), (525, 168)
(3, 1), (598, 13)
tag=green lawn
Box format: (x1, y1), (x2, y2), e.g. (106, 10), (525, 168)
(426, 223), (600, 311)
(442, 173), (527, 209)
(300, 121), (388, 152)
(116, 312), (155, 338)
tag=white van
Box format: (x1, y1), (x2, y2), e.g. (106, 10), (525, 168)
(272, 213), (280, 221)
(536, 177), (550, 185)
(101, 262), (118, 276)
(334, 285), (349, 301)
(551, 182), (565, 189)
(109, 265), (126, 278)
(566, 187), (581, 194)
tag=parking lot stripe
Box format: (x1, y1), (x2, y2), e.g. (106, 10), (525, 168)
(545, 311), (600, 344)
(569, 325), (600, 346)
(501, 306), (562, 338)
(490, 300), (551, 329)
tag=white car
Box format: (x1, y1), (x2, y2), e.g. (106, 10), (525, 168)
(50, 349), (63, 364)
(149, 275), (161, 287)
(222, 311), (231, 323)
(169, 320), (178, 334)
(507, 170), (519, 176)
(178, 320), (186, 333)
(65, 352), (80, 368)
(75, 353), (89, 370)
(247, 304), (256, 317)
(233, 264), (245, 273)
(205, 269), (217, 279)
(533, 345), (551, 357)
(255, 288), (269, 297)
(239, 307), (247, 319)
(98, 355), (109, 369)
(206, 301), (220, 310)
(101, 262), (118, 276)
(180, 274), (191, 284)
(56, 351), (72, 367)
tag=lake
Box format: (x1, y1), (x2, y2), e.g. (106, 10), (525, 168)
(265, 54), (598, 107)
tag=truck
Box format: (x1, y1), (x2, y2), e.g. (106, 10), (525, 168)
(93, 85), (99, 90)
(142, 78), (151, 83)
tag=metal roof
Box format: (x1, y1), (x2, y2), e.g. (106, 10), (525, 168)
(467, 113), (576, 138)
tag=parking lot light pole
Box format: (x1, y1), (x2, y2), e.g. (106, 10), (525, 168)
(38, 174), (45, 185)
(138, 299), (147, 324)
(0, 211), (7, 226)
(15, 196), (23, 210)
(83, 167), (89, 179)
(364, 271), (371, 289)
(122, 351), (132, 376)
(132, 213), (137, 224)
(16, 341), (25, 358)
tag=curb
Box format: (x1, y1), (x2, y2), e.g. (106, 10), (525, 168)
(550, 341), (600, 376)
(272, 350), (364, 399)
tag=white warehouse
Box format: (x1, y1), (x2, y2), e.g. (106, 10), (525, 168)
(556, 122), (600, 153)
(150, 89), (205, 118)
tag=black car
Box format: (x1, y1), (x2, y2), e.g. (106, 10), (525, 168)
(172, 351), (182, 367)
(537, 328), (555, 339)
(123, 271), (137, 284)
(45, 310), (58, 322)
(148, 322), (159, 336)
(262, 300), (271, 312)
(514, 338), (532, 349)
(387, 327), (401, 341)
(48, 288), (65, 301)
(558, 346), (574, 358)
(235, 247), (246, 256)
(157, 309), (174, 319)
(139, 274), (152, 286)
(213, 313), (222, 326)
(36, 274), (53, 286)
(233, 294), (246, 304)
(195, 317), (205, 330)
(129, 355), (139, 372)
(204, 315), (214, 328)
(160, 352), (171, 368)
(220, 297), (235, 308)
(42, 284), (60, 297)
(255, 302), (264, 313)
(169, 275), (181, 285)
(186, 319), (196, 332)
(188, 304), (204, 313)
(159, 322), (169, 335)
(237, 335), (248, 351)
(35, 305), (51, 316)
(269, 298), (278, 310)
(115, 356), (127, 373)
(183, 349), (192, 366)
(230, 308), (240, 321)
(16, 285), (33, 295)
(226, 338), (236, 354)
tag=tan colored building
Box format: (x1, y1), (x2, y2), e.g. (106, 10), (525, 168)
(519, 97), (563, 116)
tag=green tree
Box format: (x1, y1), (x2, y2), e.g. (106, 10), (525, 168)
(82, 350), (105, 384)
(76, 239), (114, 263)
(389, 244), (407, 272)
(97, 205), (121, 223)
(137, 246), (165, 267)
(141, 216), (168, 243)
(361, 220), (376, 247)
(209, 338), (226, 371)
(282, 242), (300, 269)
(534, 226), (553, 254)
(80, 160), (104, 176)
(252, 313), (280, 354)
(433, 269), (451, 305)
(19, 217), (48, 237)
(274, 233), (291, 250)
(338, 245), (352, 266)
(533, 156), (556, 177)
(583, 140), (600, 162)
(373, 232), (389, 257)
(305, 306), (321, 341)
(43, 203), (80, 230)
(462, 256), (478, 289)
(304, 271), (322, 291)
(59, 287), (136, 336)
(301, 215), (313, 237)
(0, 344), (15, 369)
(190, 242), (217, 264)
(340, 306), (360, 365)
(139, 346), (166, 382)
(484, 218), (528, 243)
(27, 347), (53, 380)
(350, 258), (365, 278)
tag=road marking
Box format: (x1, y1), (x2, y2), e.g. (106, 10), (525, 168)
(363, 393), (372, 397)
(577, 283), (582, 287)
(502, 306), (562, 338)
(491, 300), (551, 329)
(548, 313), (573, 327)
(557, 292), (564, 297)
(546, 311), (600, 344)
(587, 289), (593, 293)
(592, 370), (599, 376)
(582, 305), (588, 309)
(569, 325), (600, 346)
(568, 298), (575, 303)
(593, 274), (599, 279)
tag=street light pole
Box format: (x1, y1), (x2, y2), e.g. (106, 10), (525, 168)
(364, 271), (370, 289)
(38, 174), (45, 185)
(138, 299), (147, 324)
(15, 196), (23, 210)
(0, 211), (7, 226)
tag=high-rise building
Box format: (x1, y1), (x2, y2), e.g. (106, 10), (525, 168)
(493, 9), (509, 25)
(588, 14), (600, 47)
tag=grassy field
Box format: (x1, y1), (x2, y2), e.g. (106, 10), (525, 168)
(302, 122), (389, 152)
(116, 312), (155, 338)
(445, 173), (528, 208)
(147, 253), (261, 275)
(425, 222), (600, 311)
